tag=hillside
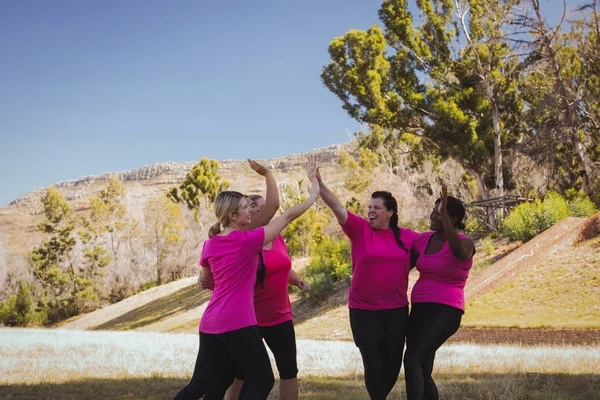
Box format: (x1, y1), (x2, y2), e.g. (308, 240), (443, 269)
(462, 235), (600, 328)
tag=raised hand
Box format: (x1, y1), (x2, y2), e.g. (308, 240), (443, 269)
(306, 154), (317, 181)
(247, 159), (271, 177)
(438, 182), (448, 216)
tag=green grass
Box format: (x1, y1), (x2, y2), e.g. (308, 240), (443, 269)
(463, 237), (600, 328)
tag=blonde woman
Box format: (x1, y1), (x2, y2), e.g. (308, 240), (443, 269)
(175, 156), (319, 400)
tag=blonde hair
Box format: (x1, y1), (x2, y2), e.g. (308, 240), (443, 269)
(208, 191), (245, 238)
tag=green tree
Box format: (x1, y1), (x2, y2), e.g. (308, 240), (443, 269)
(0, 283), (47, 326)
(30, 187), (76, 297)
(144, 195), (184, 284)
(168, 158), (230, 218)
(516, 0), (598, 199)
(322, 0), (526, 212)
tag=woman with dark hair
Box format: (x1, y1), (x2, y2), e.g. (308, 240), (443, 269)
(174, 157), (319, 400)
(316, 168), (419, 400)
(404, 183), (475, 400)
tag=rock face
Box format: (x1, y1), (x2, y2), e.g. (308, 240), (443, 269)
(0, 144), (347, 261)
(7, 145), (344, 208)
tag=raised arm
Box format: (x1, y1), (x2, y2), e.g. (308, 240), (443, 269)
(244, 160), (280, 230)
(439, 183), (474, 260)
(316, 168), (348, 225)
(262, 155), (320, 245)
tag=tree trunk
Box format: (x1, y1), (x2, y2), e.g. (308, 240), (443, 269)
(491, 99), (505, 216)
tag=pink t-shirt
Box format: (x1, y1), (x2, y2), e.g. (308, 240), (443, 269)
(198, 227), (265, 334)
(341, 211), (419, 310)
(411, 231), (474, 311)
(254, 234), (294, 326)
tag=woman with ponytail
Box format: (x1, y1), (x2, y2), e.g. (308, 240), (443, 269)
(404, 183), (475, 400)
(175, 156), (320, 400)
(316, 168), (419, 400)
(202, 193), (310, 400)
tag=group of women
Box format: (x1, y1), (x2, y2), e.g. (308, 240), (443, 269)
(174, 155), (475, 400)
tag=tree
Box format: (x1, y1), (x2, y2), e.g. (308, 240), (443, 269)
(516, 0), (598, 198)
(144, 195), (184, 284)
(321, 0), (526, 213)
(168, 158), (230, 218)
(30, 187), (76, 297)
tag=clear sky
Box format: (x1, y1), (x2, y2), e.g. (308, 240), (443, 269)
(0, 0), (576, 206)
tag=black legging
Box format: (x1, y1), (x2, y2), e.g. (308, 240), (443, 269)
(174, 326), (274, 400)
(404, 302), (463, 400)
(349, 306), (408, 400)
(238, 320), (298, 398)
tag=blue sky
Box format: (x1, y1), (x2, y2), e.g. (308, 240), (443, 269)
(0, 0), (576, 206)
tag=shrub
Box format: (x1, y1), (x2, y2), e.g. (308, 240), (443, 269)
(301, 236), (351, 305)
(502, 191), (573, 242)
(0, 284), (48, 326)
(479, 235), (496, 256)
(304, 272), (334, 306)
(565, 190), (598, 218)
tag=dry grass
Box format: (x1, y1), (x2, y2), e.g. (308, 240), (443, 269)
(576, 212), (600, 243)
(1, 328), (599, 399)
(463, 236), (600, 328)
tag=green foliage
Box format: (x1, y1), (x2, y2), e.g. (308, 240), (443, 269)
(301, 236), (351, 305)
(345, 197), (363, 216)
(479, 235), (496, 256)
(30, 187), (76, 295)
(144, 196), (184, 284)
(282, 208), (324, 257)
(502, 192), (578, 242)
(344, 173), (371, 193)
(304, 272), (334, 306)
(168, 158), (229, 217)
(0, 284), (47, 326)
(565, 189), (598, 217)
(322, 0), (525, 199)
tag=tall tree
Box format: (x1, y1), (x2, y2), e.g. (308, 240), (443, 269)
(144, 195), (184, 284)
(30, 187), (76, 297)
(516, 0), (598, 198)
(322, 0), (525, 210)
(168, 158), (230, 218)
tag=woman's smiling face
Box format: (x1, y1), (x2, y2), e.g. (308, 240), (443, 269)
(367, 197), (393, 230)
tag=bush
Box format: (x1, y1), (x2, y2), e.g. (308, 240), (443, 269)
(0, 284), (47, 326)
(301, 236), (351, 305)
(502, 192), (572, 242)
(304, 272), (334, 306)
(479, 235), (496, 256)
(565, 189), (598, 217)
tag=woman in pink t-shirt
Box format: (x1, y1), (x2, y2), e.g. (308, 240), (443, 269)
(317, 169), (419, 400)
(174, 157), (320, 400)
(404, 184), (475, 400)
(204, 194), (310, 400)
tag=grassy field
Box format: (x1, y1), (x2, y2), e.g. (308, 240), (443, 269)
(1, 328), (599, 399)
(463, 236), (600, 328)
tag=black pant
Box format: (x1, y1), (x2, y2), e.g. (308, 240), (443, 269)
(404, 303), (463, 400)
(238, 320), (298, 398)
(349, 307), (409, 400)
(174, 326), (274, 400)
